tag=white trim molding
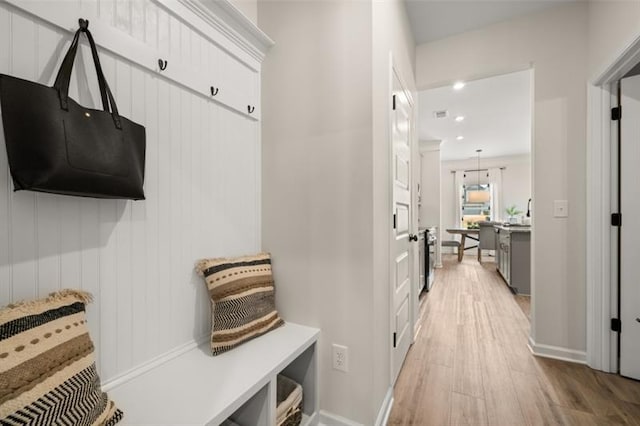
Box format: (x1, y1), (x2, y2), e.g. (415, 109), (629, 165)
(593, 31), (640, 86)
(102, 335), (207, 392)
(161, 0), (274, 65)
(586, 27), (640, 375)
(374, 387), (394, 426)
(177, 0), (274, 62)
(586, 82), (615, 373)
(318, 411), (363, 426)
(528, 337), (587, 365)
(4, 0), (269, 119)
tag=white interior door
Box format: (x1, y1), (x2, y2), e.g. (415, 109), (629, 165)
(619, 74), (640, 380)
(391, 67), (414, 383)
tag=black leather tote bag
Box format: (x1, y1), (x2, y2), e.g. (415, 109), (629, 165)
(0, 19), (145, 200)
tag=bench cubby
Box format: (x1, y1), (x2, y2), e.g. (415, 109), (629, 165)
(108, 322), (320, 426)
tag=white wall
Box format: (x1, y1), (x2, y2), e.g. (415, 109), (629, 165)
(259, 2), (375, 423)
(260, 0), (416, 423)
(419, 147), (441, 228)
(229, 0), (257, 26)
(440, 154), (531, 237)
(0, 0), (261, 383)
(588, 1), (640, 79)
(416, 2), (588, 354)
(372, 0), (416, 419)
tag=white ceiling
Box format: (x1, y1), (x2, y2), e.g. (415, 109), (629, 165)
(404, 0), (574, 44)
(418, 69), (532, 161)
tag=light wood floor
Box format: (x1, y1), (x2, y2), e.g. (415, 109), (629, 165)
(388, 255), (640, 425)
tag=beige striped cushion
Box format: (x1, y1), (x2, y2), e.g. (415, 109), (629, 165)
(196, 252), (284, 356)
(0, 290), (122, 425)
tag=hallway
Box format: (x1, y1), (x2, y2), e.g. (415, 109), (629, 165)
(388, 256), (640, 425)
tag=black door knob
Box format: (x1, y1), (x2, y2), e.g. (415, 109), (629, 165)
(409, 234), (418, 242)
(636, 318), (640, 323)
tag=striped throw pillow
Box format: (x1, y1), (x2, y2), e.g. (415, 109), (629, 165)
(0, 290), (122, 425)
(196, 252), (284, 355)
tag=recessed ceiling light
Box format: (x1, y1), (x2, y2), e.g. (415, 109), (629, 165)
(453, 81), (465, 90)
(455, 115), (465, 122)
(456, 136), (464, 141)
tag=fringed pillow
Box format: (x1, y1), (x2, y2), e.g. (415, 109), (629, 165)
(0, 290), (122, 425)
(196, 252), (284, 355)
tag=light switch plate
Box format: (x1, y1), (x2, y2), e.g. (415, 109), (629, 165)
(554, 200), (569, 218)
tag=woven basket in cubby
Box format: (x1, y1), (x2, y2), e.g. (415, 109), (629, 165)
(276, 374), (303, 426)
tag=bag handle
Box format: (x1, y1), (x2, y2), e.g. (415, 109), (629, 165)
(53, 19), (122, 130)
(54, 20), (108, 111)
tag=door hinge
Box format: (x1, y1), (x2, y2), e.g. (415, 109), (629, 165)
(392, 94), (396, 111)
(611, 318), (621, 332)
(393, 332), (397, 348)
(612, 213), (622, 227)
(612, 106), (621, 121)
(393, 213), (397, 229)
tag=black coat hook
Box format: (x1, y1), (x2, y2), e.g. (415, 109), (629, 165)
(247, 105), (255, 114)
(158, 59), (168, 71)
(78, 18), (89, 32)
(210, 87), (219, 96)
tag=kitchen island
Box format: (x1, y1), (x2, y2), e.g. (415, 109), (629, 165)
(495, 225), (531, 295)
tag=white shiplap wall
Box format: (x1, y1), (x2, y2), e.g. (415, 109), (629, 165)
(0, 0), (261, 383)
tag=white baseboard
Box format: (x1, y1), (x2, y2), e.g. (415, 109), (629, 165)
(318, 390), (393, 426)
(305, 411), (320, 426)
(528, 336), (587, 364)
(374, 387), (394, 426)
(318, 410), (363, 426)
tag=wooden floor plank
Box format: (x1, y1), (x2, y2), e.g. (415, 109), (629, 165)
(598, 372), (640, 406)
(515, 294), (531, 319)
(511, 370), (565, 425)
(557, 406), (612, 426)
(534, 357), (596, 414)
(479, 338), (527, 425)
(415, 364), (454, 425)
(453, 324), (484, 399)
(450, 392), (488, 426)
(483, 387), (527, 426)
(388, 255), (640, 425)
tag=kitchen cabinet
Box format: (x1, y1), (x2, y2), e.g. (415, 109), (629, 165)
(496, 226), (531, 295)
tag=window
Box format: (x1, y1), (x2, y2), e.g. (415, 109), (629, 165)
(461, 183), (492, 227)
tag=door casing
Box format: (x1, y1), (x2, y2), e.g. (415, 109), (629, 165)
(587, 31), (640, 373)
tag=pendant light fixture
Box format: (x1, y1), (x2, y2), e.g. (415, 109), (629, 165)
(467, 149), (490, 203)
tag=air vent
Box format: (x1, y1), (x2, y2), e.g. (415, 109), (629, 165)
(433, 110), (448, 119)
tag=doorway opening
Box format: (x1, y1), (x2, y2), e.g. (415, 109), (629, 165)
(414, 69), (534, 321)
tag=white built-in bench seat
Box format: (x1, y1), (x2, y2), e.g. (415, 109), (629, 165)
(106, 322), (320, 426)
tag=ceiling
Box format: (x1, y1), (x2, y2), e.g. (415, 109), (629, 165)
(418, 69), (532, 161)
(404, 0), (574, 44)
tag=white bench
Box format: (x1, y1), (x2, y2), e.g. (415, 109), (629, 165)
(106, 322), (320, 426)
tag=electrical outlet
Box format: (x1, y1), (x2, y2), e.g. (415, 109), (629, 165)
(332, 344), (349, 373)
